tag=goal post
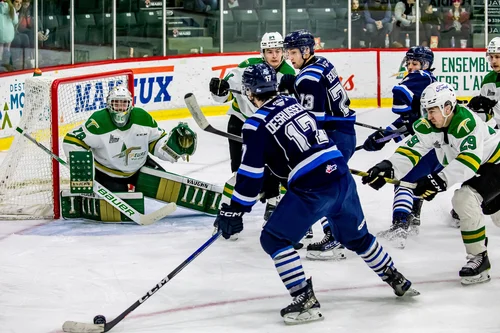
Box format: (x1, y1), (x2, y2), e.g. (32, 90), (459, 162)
(0, 69), (134, 220)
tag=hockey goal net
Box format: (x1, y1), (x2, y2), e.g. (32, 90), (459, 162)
(0, 70), (134, 220)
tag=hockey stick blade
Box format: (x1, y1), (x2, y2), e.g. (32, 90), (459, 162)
(140, 202), (177, 225)
(184, 93), (243, 143)
(62, 321), (104, 333)
(62, 232), (222, 333)
(349, 168), (416, 189)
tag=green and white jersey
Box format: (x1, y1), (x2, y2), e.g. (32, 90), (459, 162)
(212, 57), (296, 122)
(63, 107), (167, 178)
(389, 105), (500, 187)
(478, 71), (500, 126)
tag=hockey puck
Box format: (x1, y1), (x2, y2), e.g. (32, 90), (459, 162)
(93, 315), (106, 325)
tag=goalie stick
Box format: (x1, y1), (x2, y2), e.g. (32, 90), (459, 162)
(16, 127), (176, 226)
(183, 94), (416, 189)
(62, 231), (222, 333)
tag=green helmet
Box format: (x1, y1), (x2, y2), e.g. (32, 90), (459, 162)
(107, 85), (133, 127)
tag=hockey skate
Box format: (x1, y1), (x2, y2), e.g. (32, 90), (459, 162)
(306, 228), (346, 260)
(377, 218), (409, 249)
(459, 251), (491, 285)
(383, 266), (420, 297)
(450, 209), (461, 228)
(280, 278), (324, 325)
(293, 228), (314, 250)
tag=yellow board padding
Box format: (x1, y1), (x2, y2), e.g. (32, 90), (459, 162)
(156, 178), (182, 203)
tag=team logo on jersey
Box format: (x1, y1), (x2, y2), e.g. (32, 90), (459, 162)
(433, 141), (441, 148)
(109, 134), (119, 143)
(457, 118), (472, 134)
(86, 119), (100, 129)
(487, 89), (495, 97)
(113, 143), (144, 165)
(325, 164), (337, 174)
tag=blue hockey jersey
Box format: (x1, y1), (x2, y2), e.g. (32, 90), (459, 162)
(231, 95), (349, 212)
(388, 69), (437, 140)
(293, 56), (356, 134)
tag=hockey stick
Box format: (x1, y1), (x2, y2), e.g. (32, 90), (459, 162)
(184, 95), (416, 189)
(16, 127), (176, 226)
(349, 168), (416, 189)
(354, 131), (405, 151)
(185, 93), (243, 143)
(355, 122), (407, 134)
(62, 231), (222, 333)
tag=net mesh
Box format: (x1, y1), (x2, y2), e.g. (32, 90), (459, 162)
(0, 72), (132, 219)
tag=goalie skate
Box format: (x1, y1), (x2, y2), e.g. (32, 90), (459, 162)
(377, 222), (409, 249)
(459, 251), (491, 285)
(306, 228), (346, 260)
(281, 278), (324, 325)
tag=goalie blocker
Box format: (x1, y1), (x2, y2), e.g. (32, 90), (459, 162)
(62, 166), (223, 221)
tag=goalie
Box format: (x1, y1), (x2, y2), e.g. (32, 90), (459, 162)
(61, 85), (223, 223)
(63, 85), (197, 192)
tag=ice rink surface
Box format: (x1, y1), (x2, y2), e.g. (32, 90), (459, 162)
(1, 108), (499, 333)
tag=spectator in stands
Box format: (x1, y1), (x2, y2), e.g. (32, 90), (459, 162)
(393, 0), (420, 48)
(364, 0), (393, 48)
(193, 0), (217, 12)
(420, 0), (441, 47)
(227, 0), (238, 8)
(341, 0), (367, 48)
(10, 0), (29, 69)
(0, 0), (18, 68)
(442, 0), (471, 47)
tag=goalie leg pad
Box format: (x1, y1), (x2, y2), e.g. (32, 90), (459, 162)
(136, 166), (223, 215)
(61, 190), (144, 222)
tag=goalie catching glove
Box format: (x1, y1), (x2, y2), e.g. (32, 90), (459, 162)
(159, 122), (197, 162)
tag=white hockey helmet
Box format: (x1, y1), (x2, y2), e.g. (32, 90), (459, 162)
(420, 82), (457, 119)
(107, 85), (133, 127)
(487, 37), (500, 55)
(260, 32), (284, 64)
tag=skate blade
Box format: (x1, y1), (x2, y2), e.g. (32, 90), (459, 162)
(283, 308), (324, 325)
(306, 249), (346, 261)
(461, 271), (491, 285)
(402, 286), (420, 297)
(408, 226), (419, 237)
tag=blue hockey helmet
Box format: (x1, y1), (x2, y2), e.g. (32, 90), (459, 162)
(242, 63), (278, 96)
(405, 46), (434, 70)
(283, 29), (316, 56)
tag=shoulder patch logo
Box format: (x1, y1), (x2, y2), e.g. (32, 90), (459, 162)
(487, 89), (495, 97)
(457, 118), (472, 134)
(86, 119), (99, 129)
(414, 118), (431, 129)
(433, 141), (441, 148)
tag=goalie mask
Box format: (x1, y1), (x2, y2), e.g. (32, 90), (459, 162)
(107, 85), (133, 127)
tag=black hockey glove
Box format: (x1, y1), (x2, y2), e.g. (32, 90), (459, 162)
(467, 95), (497, 116)
(361, 160), (394, 190)
(278, 74), (296, 94)
(214, 203), (244, 239)
(209, 77), (230, 97)
(363, 131), (388, 152)
(413, 173), (447, 201)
